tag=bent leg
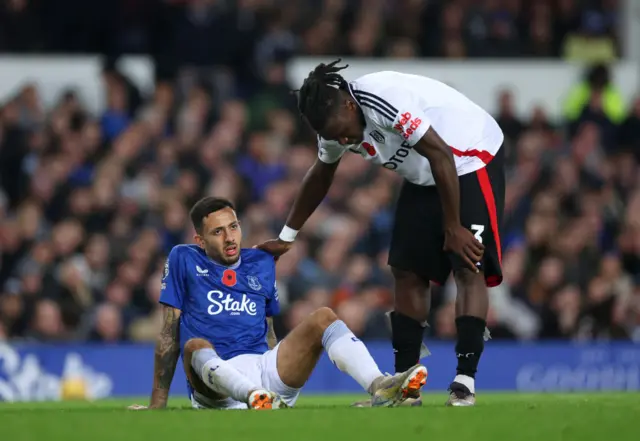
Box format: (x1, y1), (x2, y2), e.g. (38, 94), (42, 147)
(449, 149), (505, 401)
(387, 180), (446, 373)
(453, 269), (488, 383)
(183, 338), (225, 402)
(185, 338), (259, 404)
(454, 268), (489, 319)
(391, 268), (430, 373)
(276, 307), (383, 392)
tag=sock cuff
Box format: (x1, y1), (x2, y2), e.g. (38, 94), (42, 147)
(322, 320), (351, 348)
(455, 315), (487, 331)
(453, 374), (475, 394)
(391, 311), (427, 330)
(191, 347), (219, 374)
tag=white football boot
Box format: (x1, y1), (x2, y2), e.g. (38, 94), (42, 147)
(445, 382), (476, 407)
(370, 364), (428, 407)
(247, 389), (288, 410)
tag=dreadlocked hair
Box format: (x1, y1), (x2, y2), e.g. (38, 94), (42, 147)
(295, 59), (349, 131)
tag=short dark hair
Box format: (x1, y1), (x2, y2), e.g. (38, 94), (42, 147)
(296, 59), (349, 132)
(189, 197), (235, 233)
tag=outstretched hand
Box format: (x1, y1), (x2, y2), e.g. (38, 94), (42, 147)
(127, 403), (168, 410)
(443, 225), (485, 272)
(253, 238), (294, 261)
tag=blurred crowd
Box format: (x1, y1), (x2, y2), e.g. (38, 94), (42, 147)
(0, 0), (639, 344)
(0, 0), (620, 63)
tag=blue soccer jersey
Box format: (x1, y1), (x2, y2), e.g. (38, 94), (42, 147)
(159, 244), (280, 360)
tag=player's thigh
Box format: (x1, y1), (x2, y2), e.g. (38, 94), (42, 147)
(454, 152), (505, 287)
(486, 146), (506, 220)
(190, 354), (262, 410)
(260, 344), (301, 407)
(388, 180), (451, 285)
(226, 354), (263, 386)
(275, 307), (336, 388)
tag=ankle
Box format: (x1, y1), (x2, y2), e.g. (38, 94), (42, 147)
(453, 374), (475, 394)
(367, 375), (385, 394)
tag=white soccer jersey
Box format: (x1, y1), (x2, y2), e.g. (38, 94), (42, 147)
(317, 71), (504, 186)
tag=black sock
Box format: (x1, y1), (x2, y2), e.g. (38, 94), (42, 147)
(390, 311), (425, 373)
(454, 315), (486, 378)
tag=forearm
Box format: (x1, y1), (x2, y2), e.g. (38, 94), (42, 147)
(430, 148), (461, 229)
(416, 128), (461, 229)
(285, 159), (338, 230)
(150, 307), (181, 408)
(266, 318), (278, 350)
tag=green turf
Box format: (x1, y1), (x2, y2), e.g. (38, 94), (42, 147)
(2, 393), (639, 441)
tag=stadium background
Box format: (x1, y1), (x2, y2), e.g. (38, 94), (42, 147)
(0, 0), (639, 401)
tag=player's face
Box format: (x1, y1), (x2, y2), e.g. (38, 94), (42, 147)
(195, 207), (242, 265)
(319, 99), (365, 145)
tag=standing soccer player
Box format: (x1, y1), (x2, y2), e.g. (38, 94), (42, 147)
(256, 61), (505, 406)
(129, 197), (427, 411)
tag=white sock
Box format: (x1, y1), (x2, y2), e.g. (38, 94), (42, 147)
(322, 320), (383, 392)
(453, 374), (475, 394)
(192, 348), (259, 402)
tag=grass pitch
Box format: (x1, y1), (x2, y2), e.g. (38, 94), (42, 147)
(2, 393), (638, 441)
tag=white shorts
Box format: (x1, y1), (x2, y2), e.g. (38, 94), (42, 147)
(190, 343), (301, 410)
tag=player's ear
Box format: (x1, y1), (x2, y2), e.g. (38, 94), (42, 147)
(346, 98), (357, 111)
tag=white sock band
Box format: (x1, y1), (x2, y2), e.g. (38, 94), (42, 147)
(192, 348), (259, 402)
(278, 225), (298, 242)
(454, 374), (475, 394)
(323, 320), (383, 392)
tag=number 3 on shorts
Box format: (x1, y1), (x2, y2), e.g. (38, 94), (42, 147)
(470, 224), (484, 244)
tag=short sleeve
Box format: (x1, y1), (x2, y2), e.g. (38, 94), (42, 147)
(317, 136), (348, 164)
(159, 247), (187, 310)
(266, 279), (280, 317)
(376, 87), (432, 146)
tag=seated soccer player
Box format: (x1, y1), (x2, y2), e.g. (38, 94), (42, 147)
(129, 197), (427, 410)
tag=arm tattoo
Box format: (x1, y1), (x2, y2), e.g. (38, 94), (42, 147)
(266, 317), (278, 350)
(150, 306), (181, 408)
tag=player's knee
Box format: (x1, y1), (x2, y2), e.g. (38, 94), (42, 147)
(310, 307), (338, 332)
(453, 268), (485, 288)
(391, 267), (430, 321)
(391, 267), (413, 281)
(184, 338), (213, 356)
(395, 304), (429, 324)
(391, 267), (427, 291)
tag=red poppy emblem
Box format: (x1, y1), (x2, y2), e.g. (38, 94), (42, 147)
(222, 269), (237, 287)
(362, 142), (376, 156)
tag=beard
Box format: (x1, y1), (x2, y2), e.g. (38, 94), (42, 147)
(204, 244), (240, 266)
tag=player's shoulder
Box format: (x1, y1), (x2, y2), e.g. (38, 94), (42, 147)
(350, 71), (418, 124)
(168, 244), (204, 261)
(163, 244), (203, 280)
(352, 71), (439, 99)
(352, 71), (407, 91)
(240, 248), (276, 267)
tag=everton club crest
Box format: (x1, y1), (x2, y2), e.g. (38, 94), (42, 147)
(247, 275), (262, 291)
